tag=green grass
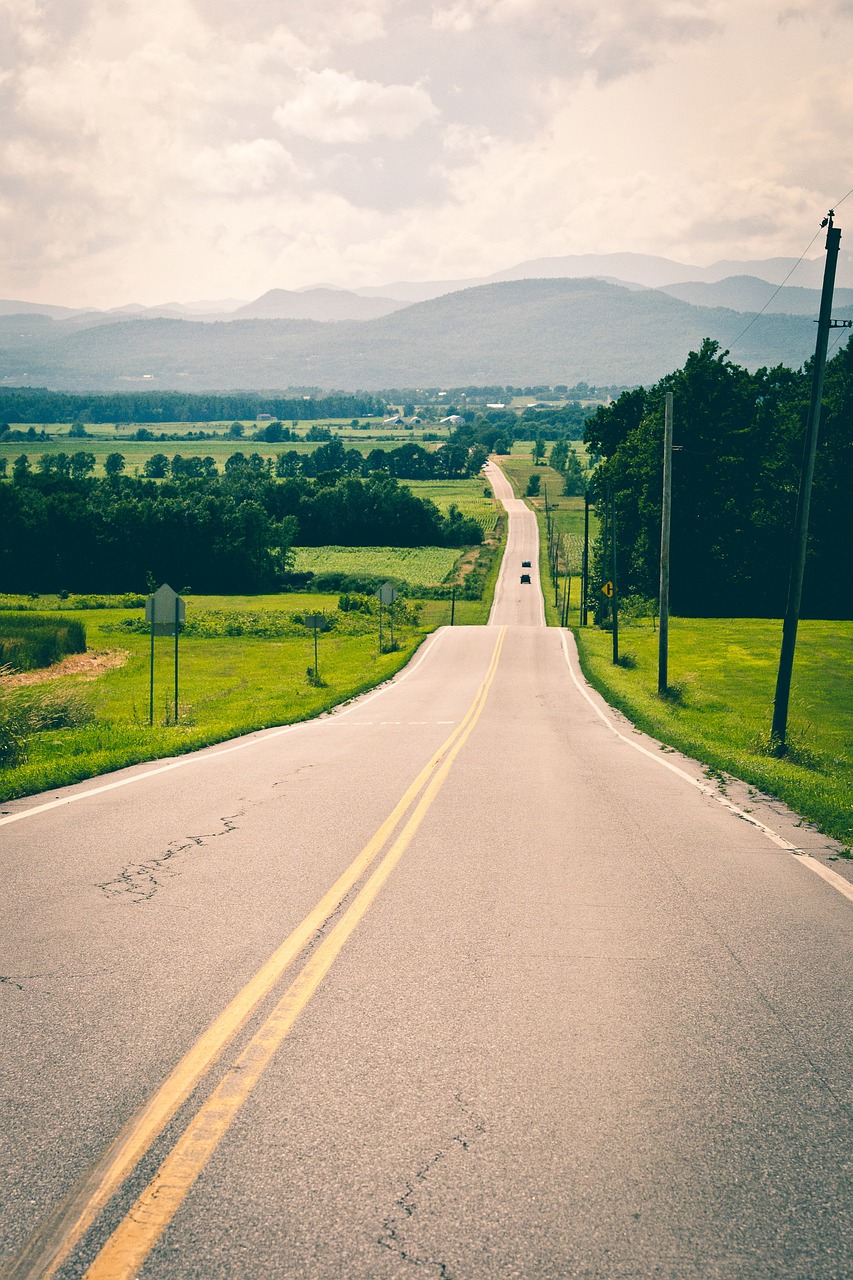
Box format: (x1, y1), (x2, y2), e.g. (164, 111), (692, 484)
(407, 479), (499, 533)
(0, 427), (454, 476)
(574, 618), (853, 846)
(291, 546), (460, 585)
(0, 540), (505, 801)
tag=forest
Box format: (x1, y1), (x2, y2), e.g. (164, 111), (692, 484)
(0, 469), (483, 594)
(586, 338), (853, 618)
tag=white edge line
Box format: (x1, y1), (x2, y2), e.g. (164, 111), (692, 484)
(0, 627), (449, 829)
(559, 629), (853, 906)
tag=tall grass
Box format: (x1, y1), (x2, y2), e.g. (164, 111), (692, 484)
(0, 613), (86, 670)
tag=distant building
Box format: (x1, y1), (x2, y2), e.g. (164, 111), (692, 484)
(486, 402), (506, 410)
(384, 415), (404, 425)
(257, 413), (273, 420)
(440, 414), (464, 425)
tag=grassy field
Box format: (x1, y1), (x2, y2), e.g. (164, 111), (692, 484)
(0, 535), (503, 801)
(574, 618), (853, 846)
(0, 423), (456, 475)
(407, 478), (499, 532)
(291, 546), (460, 585)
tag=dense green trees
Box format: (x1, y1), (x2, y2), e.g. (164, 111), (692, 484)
(585, 338), (853, 617)
(0, 468), (482, 594)
(0, 389), (386, 425)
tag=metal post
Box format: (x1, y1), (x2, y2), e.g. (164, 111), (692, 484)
(390, 600), (395, 649)
(379, 599), (383, 652)
(174, 595), (179, 723)
(658, 391), (673, 694)
(582, 490), (590, 625)
(149, 599), (155, 726)
(611, 490), (619, 665)
(313, 623), (319, 680)
(772, 214), (841, 751)
(450, 585), (456, 626)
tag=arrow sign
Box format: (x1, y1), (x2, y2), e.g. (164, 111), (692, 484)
(601, 581), (614, 598)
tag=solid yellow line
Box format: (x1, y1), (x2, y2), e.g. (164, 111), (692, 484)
(5, 629), (504, 1280)
(84, 627), (506, 1280)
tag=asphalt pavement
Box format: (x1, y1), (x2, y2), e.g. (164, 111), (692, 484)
(1, 463), (850, 1280)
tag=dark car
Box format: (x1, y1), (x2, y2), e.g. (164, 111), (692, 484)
(522, 560), (531, 567)
(520, 573), (531, 584)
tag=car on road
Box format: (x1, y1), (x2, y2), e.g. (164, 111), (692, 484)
(522, 560), (531, 567)
(520, 573), (531, 584)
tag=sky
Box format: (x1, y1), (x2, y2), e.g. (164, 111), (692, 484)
(1, 0), (852, 308)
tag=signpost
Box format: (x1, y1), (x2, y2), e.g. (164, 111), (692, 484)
(377, 582), (398, 651)
(145, 584), (186, 725)
(304, 613), (329, 683)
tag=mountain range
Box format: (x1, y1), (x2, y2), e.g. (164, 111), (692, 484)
(3, 275), (850, 393)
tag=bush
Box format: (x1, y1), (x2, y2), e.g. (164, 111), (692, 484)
(0, 614), (86, 671)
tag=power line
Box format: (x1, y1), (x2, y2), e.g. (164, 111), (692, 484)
(728, 223), (824, 352)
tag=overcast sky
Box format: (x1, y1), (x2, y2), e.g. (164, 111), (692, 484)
(1, 0), (851, 307)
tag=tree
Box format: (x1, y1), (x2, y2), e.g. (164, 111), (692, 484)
(533, 436), (546, 465)
(227, 421), (244, 439)
(143, 453), (170, 479)
(549, 440), (569, 472)
(69, 451), (96, 479)
(105, 452), (126, 478)
(526, 474), (541, 496)
(13, 454), (31, 480)
(562, 451), (586, 496)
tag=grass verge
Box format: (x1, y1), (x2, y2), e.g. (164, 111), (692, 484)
(0, 532), (506, 801)
(574, 618), (853, 846)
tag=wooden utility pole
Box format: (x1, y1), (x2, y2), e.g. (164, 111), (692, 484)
(658, 391), (674, 693)
(582, 490), (590, 625)
(771, 213), (841, 751)
(610, 490), (619, 665)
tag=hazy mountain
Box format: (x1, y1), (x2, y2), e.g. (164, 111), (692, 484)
(2, 277), (847, 393)
(352, 249), (853, 303)
(0, 298), (89, 319)
(231, 288), (408, 322)
(658, 276), (853, 315)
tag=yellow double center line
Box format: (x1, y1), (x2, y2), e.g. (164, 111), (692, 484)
(8, 627), (506, 1280)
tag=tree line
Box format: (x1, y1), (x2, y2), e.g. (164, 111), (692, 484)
(0, 470), (483, 594)
(0, 388), (387, 425)
(585, 338), (853, 618)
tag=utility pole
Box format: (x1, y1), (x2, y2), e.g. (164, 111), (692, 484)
(771, 212), (841, 751)
(582, 490), (590, 625)
(658, 391), (673, 694)
(610, 489), (619, 665)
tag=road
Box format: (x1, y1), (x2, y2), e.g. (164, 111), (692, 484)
(1, 465), (851, 1280)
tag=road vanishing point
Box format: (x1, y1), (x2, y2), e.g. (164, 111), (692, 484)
(2, 461), (851, 1280)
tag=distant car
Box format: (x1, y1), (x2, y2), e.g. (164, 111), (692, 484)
(522, 560), (531, 567)
(520, 573), (531, 584)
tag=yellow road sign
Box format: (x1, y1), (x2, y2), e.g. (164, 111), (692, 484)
(601, 581), (614, 597)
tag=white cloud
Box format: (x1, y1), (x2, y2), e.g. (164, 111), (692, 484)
(0, 0), (851, 306)
(273, 69), (439, 144)
(190, 140), (303, 196)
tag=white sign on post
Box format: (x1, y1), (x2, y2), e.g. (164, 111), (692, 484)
(145, 583), (186, 635)
(378, 582), (398, 606)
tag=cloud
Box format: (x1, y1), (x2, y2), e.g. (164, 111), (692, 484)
(190, 140), (303, 196)
(273, 69), (439, 144)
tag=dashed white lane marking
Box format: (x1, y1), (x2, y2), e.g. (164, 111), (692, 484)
(560, 630), (853, 907)
(0, 626), (452, 828)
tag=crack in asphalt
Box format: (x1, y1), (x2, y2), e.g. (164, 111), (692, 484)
(377, 1094), (488, 1277)
(97, 812), (244, 904)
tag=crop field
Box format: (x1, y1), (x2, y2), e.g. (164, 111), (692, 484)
(291, 546), (461, 586)
(407, 478), (499, 532)
(575, 618), (853, 846)
(0, 433), (452, 476)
